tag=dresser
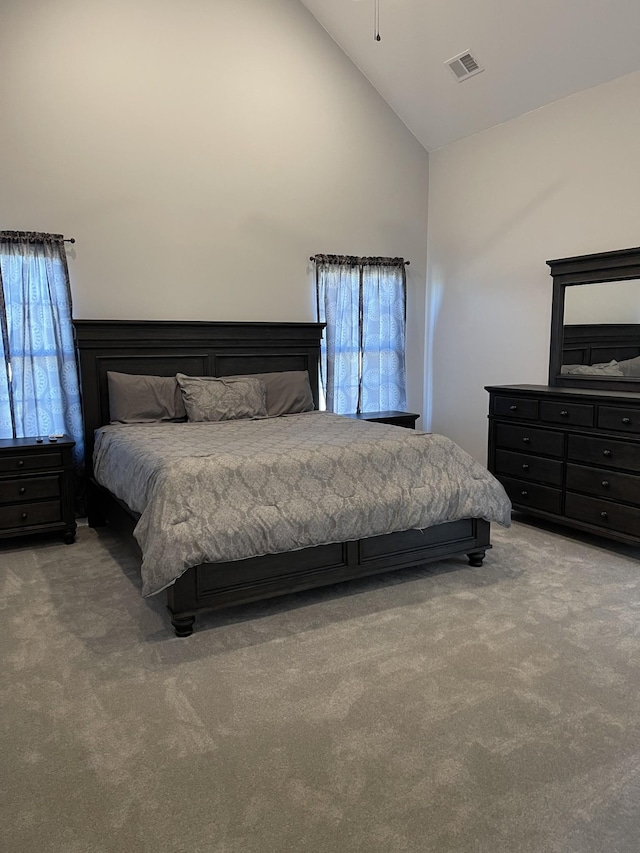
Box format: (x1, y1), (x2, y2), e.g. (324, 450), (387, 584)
(0, 436), (76, 544)
(486, 385), (640, 546)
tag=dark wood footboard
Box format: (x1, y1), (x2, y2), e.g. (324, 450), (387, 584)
(91, 476), (490, 636)
(165, 517), (491, 636)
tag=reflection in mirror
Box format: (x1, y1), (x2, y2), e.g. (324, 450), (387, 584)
(561, 279), (640, 377)
(564, 280), (640, 324)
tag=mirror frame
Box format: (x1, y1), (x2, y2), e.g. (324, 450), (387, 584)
(547, 245), (640, 391)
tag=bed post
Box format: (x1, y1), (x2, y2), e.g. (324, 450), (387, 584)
(166, 571), (198, 637)
(466, 519), (491, 567)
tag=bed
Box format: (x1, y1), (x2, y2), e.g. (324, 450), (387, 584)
(74, 320), (511, 636)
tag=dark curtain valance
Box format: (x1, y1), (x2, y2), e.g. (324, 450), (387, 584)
(311, 254), (408, 267)
(0, 231), (66, 245)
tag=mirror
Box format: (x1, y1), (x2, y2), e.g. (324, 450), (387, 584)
(548, 247), (640, 391)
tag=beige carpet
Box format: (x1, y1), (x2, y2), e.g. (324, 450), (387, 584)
(2, 517), (640, 853)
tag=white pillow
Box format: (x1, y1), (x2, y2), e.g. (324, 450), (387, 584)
(561, 360), (624, 376)
(616, 355), (640, 377)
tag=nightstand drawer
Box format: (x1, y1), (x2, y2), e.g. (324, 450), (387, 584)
(495, 450), (564, 485)
(565, 493), (640, 538)
(597, 406), (640, 435)
(492, 396), (538, 420)
(0, 452), (63, 473)
(540, 401), (594, 427)
(498, 476), (562, 514)
(495, 424), (564, 457)
(0, 500), (62, 530)
(0, 474), (61, 505)
(568, 435), (640, 473)
(566, 464), (640, 505)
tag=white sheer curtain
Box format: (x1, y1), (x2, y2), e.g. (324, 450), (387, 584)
(360, 261), (407, 413)
(314, 255), (407, 415)
(0, 231), (83, 464)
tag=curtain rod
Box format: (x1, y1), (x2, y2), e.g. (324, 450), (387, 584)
(65, 238), (76, 244)
(310, 256), (410, 265)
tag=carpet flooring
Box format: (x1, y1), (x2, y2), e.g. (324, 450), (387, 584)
(2, 517), (640, 852)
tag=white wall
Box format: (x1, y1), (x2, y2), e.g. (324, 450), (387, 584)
(427, 70), (640, 463)
(0, 0), (428, 415)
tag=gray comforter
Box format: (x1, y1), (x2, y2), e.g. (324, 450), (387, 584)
(93, 412), (511, 596)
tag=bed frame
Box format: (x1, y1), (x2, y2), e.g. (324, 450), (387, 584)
(562, 323), (640, 366)
(74, 320), (491, 636)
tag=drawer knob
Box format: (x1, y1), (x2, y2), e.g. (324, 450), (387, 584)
(522, 463), (529, 471)
(522, 437), (530, 444)
(17, 459), (24, 467)
(622, 417), (631, 425)
(509, 405), (518, 411)
(521, 490), (528, 497)
(18, 486), (26, 495)
(560, 410), (569, 417)
(603, 449), (612, 457)
(601, 480), (610, 488)
(21, 512), (28, 520)
(600, 511), (608, 520)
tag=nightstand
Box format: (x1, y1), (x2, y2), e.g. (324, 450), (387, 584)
(343, 410), (419, 429)
(0, 436), (77, 544)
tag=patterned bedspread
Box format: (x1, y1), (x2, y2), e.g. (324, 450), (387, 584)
(93, 412), (511, 597)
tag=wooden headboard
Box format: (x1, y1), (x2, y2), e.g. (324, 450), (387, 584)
(562, 323), (640, 366)
(73, 320), (325, 475)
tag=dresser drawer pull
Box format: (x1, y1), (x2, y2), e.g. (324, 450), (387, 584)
(19, 486), (26, 495)
(603, 449), (612, 457)
(600, 511), (608, 520)
(521, 463), (529, 471)
(521, 490), (528, 497)
(622, 417), (632, 425)
(21, 512), (28, 520)
(17, 459), (24, 468)
(509, 405), (518, 411)
(522, 437), (530, 443)
(560, 410), (569, 417)
(601, 480), (610, 488)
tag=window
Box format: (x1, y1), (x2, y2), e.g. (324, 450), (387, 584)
(0, 231), (83, 463)
(313, 254), (407, 414)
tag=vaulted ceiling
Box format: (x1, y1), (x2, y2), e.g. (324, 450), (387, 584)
(299, 0), (640, 151)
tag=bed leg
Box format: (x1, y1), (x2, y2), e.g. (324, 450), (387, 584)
(86, 480), (106, 527)
(87, 509), (106, 528)
(170, 613), (196, 637)
(467, 549), (486, 567)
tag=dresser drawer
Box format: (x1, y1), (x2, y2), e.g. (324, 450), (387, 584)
(0, 474), (61, 505)
(565, 493), (640, 539)
(597, 406), (640, 435)
(566, 464), (640, 506)
(493, 396), (538, 420)
(498, 476), (562, 514)
(495, 450), (564, 486)
(0, 452), (63, 473)
(568, 434), (640, 473)
(495, 424), (564, 457)
(540, 401), (594, 427)
(0, 500), (62, 530)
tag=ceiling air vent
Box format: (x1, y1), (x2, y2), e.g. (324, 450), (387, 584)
(446, 50), (484, 82)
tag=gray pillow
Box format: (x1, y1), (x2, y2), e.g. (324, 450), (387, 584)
(176, 374), (267, 422)
(224, 370), (315, 417)
(617, 355), (640, 377)
(107, 372), (186, 423)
